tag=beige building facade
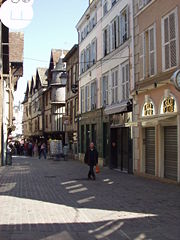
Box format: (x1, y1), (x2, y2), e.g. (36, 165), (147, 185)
(133, 0), (180, 182)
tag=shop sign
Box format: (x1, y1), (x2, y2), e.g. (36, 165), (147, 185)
(144, 102), (154, 116)
(163, 97), (175, 113)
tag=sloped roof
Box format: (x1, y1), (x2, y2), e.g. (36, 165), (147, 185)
(51, 49), (69, 66)
(9, 32), (24, 63)
(28, 79), (32, 93)
(37, 67), (48, 86)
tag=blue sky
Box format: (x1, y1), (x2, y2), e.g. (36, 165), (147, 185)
(14, 0), (88, 105)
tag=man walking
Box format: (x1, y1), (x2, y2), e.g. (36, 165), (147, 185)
(84, 142), (98, 180)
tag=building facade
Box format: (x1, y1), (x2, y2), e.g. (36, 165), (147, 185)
(0, 4), (24, 165)
(133, 0), (180, 182)
(63, 44), (79, 157)
(77, 0), (134, 169)
(22, 49), (67, 144)
(44, 49), (67, 143)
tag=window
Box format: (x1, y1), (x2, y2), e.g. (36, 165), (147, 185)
(67, 70), (70, 91)
(102, 74), (109, 106)
(81, 87), (85, 113)
(80, 50), (85, 74)
(75, 98), (78, 118)
(91, 81), (97, 110)
(81, 125), (84, 153)
(49, 115), (51, 124)
(122, 62), (129, 100)
(103, 26), (110, 56)
(72, 65), (76, 85)
(85, 45), (91, 70)
(112, 0), (116, 7)
(111, 16), (119, 51)
(85, 85), (90, 112)
(26, 107), (28, 117)
(46, 115), (48, 128)
(140, 24), (156, 79)
(70, 100), (73, 123)
(139, 0), (152, 10)
(67, 101), (70, 115)
(91, 38), (97, 65)
(119, 6), (129, 45)
(111, 68), (118, 104)
(103, 0), (108, 16)
(46, 92), (48, 106)
(162, 9), (178, 71)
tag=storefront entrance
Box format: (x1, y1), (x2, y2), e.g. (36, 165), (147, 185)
(110, 127), (133, 173)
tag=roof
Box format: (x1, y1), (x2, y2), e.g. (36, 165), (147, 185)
(51, 49), (69, 66)
(37, 68), (48, 86)
(9, 32), (24, 63)
(63, 44), (78, 62)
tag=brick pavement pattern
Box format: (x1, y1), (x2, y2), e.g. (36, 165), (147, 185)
(0, 156), (180, 240)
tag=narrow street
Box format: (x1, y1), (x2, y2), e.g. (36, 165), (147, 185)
(0, 157), (179, 240)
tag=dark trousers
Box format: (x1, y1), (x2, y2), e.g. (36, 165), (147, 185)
(88, 165), (95, 179)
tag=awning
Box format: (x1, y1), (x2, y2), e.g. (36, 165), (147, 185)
(104, 100), (130, 115)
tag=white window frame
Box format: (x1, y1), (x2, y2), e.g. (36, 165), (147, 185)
(91, 38), (97, 65)
(111, 68), (118, 104)
(91, 80), (97, 110)
(139, 23), (156, 79)
(103, 26), (110, 56)
(149, 24), (156, 76)
(119, 6), (129, 45)
(81, 87), (85, 113)
(80, 50), (85, 74)
(162, 8), (179, 71)
(121, 62), (129, 101)
(102, 73), (109, 106)
(85, 85), (90, 112)
(85, 45), (91, 70)
(111, 16), (119, 51)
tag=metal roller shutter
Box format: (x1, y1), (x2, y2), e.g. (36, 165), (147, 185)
(145, 127), (155, 175)
(164, 126), (177, 181)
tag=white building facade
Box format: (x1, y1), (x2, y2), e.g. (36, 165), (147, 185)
(77, 0), (134, 169)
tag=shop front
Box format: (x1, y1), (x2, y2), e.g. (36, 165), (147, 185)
(134, 85), (180, 182)
(108, 112), (133, 174)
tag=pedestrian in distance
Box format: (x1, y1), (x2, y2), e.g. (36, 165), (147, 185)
(84, 142), (98, 180)
(39, 142), (47, 159)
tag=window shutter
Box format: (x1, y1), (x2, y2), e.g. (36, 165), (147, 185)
(126, 64), (129, 99)
(112, 22), (114, 51)
(119, 13), (122, 45)
(169, 12), (177, 67)
(126, 6), (129, 39)
(115, 16), (119, 48)
(103, 30), (105, 56)
(139, 33), (145, 79)
(149, 26), (155, 76)
(107, 25), (110, 54)
(95, 38), (97, 62)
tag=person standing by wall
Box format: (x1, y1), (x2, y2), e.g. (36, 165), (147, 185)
(84, 142), (98, 180)
(39, 142), (46, 159)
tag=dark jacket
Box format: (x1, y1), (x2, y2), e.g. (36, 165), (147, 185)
(84, 148), (98, 166)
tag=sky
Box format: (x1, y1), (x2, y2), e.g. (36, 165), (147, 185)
(14, 0), (88, 105)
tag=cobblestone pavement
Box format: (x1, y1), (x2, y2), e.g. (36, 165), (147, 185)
(0, 156), (180, 240)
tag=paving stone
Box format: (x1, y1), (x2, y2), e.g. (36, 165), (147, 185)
(0, 156), (179, 240)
